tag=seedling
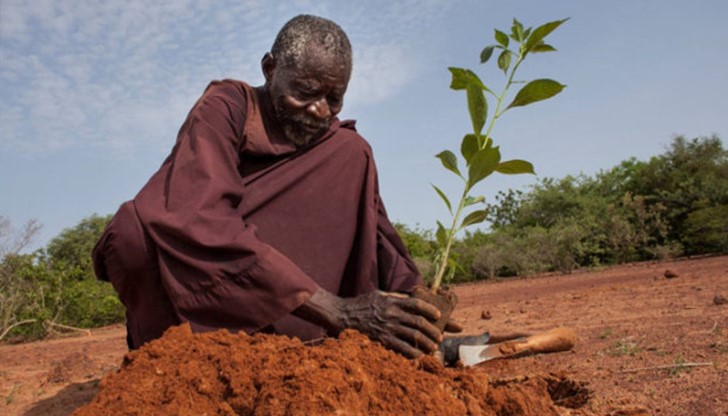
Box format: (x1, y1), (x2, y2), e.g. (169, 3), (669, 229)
(669, 353), (688, 376)
(5, 383), (19, 405)
(610, 337), (642, 356)
(430, 18), (569, 291)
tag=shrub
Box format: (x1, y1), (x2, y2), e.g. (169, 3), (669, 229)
(1, 215), (124, 342)
(683, 205), (728, 254)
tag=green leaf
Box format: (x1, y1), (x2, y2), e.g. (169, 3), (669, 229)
(461, 209), (488, 228)
(525, 18), (569, 53)
(464, 195), (485, 207)
(436, 221), (447, 247)
(460, 134), (479, 164)
(494, 29), (509, 48)
(436, 150), (462, 177)
(480, 45), (495, 64)
(497, 50), (512, 75)
(467, 146), (501, 190)
(531, 42), (557, 53)
(495, 159), (536, 175)
(511, 18), (524, 42)
(506, 79), (565, 109)
(448, 67), (487, 91)
(431, 184), (453, 215)
(466, 84), (487, 136)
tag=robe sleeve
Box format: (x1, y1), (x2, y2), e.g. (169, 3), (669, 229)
(375, 191), (425, 293)
(133, 80), (319, 333)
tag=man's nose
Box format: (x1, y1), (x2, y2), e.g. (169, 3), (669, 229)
(307, 98), (331, 120)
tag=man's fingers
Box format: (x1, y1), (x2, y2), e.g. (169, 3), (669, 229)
(397, 297), (441, 322)
(380, 291), (408, 299)
(382, 334), (422, 359)
(391, 324), (439, 353)
(345, 291), (449, 359)
(444, 318), (464, 333)
(396, 312), (442, 343)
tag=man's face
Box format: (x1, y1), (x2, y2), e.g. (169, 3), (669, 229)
(264, 45), (350, 147)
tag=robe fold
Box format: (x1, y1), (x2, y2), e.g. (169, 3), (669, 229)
(93, 79), (422, 347)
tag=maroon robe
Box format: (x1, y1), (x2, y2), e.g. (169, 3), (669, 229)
(93, 79), (422, 347)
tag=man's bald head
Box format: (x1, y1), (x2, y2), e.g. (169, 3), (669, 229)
(271, 15), (352, 75)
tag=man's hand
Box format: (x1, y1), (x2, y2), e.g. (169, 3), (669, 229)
(294, 288), (443, 358)
(339, 291), (443, 358)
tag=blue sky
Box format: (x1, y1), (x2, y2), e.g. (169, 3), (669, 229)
(1, 0), (727, 251)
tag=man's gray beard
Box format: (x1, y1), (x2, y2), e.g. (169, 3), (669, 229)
(279, 112), (329, 147)
(273, 100), (329, 147)
(281, 122), (323, 147)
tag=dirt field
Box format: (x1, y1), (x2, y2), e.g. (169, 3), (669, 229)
(1, 255), (726, 415)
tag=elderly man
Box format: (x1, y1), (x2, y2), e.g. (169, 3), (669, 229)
(93, 14), (457, 358)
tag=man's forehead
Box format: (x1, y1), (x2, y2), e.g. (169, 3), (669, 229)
(299, 43), (349, 69)
(282, 48), (349, 81)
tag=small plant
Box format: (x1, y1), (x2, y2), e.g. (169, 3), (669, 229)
(669, 353), (688, 376)
(430, 17), (568, 291)
(645, 387), (656, 399)
(5, 383), (19, 405)
(598, 328), (612, 340)
(610, 337), (642, 356)
(652, 349), (669, 357)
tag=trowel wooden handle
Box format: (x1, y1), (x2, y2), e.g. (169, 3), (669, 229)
(508, 327), (577, 355)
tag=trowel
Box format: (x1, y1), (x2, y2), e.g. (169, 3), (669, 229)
(458, 327), (577, 367)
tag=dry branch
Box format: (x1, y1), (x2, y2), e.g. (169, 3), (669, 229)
(619, 362), (713, 373)
(46, 321), (92, 336)
(0, 319), (38, 341)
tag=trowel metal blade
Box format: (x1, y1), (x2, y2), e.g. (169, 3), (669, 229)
(458, 344), (504, 367)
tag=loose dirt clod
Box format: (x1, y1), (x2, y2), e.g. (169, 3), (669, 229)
(713, 294), (727, 305)
(74, 324), (589, 416)
(411, 285), (459, 331)
(663, 269), (679, 279)
(45, 351), (96, 384)
(481, 310), (492, 320)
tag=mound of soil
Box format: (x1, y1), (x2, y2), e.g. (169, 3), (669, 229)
(74, 324), (588, 415)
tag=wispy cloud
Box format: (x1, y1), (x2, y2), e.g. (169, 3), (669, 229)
(0, 0), (453, 155)
(346, 43), (415, 109)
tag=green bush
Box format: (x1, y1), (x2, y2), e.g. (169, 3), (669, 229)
(683, 205), (728, 253)
(627, 135), (727, 254)
(1, 214), (124, 342)
(394, 223), (436, 259)
(61, 278), (124, 329)
(419, 135), (725, 281)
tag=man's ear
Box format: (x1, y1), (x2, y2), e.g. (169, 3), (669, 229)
(261, 53), (275, 83)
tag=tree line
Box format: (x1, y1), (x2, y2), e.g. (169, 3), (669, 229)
(1, 135), (726, 341)
(399, 135), (727, 283)
(1, 214), (122, 341)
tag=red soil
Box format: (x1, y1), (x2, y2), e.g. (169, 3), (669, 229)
(1, 255), (726, 415)
(74, 325), (586, 415)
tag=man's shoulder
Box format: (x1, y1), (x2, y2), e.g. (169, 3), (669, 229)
(202, 79), (250, 101)
(331, 119), (374, 155)
(191, 79), (253, 123)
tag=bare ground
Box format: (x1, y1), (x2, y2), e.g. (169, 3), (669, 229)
(1, 255), (726, 415)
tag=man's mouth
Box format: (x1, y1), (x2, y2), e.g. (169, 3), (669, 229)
(300, 122), (328, 132)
